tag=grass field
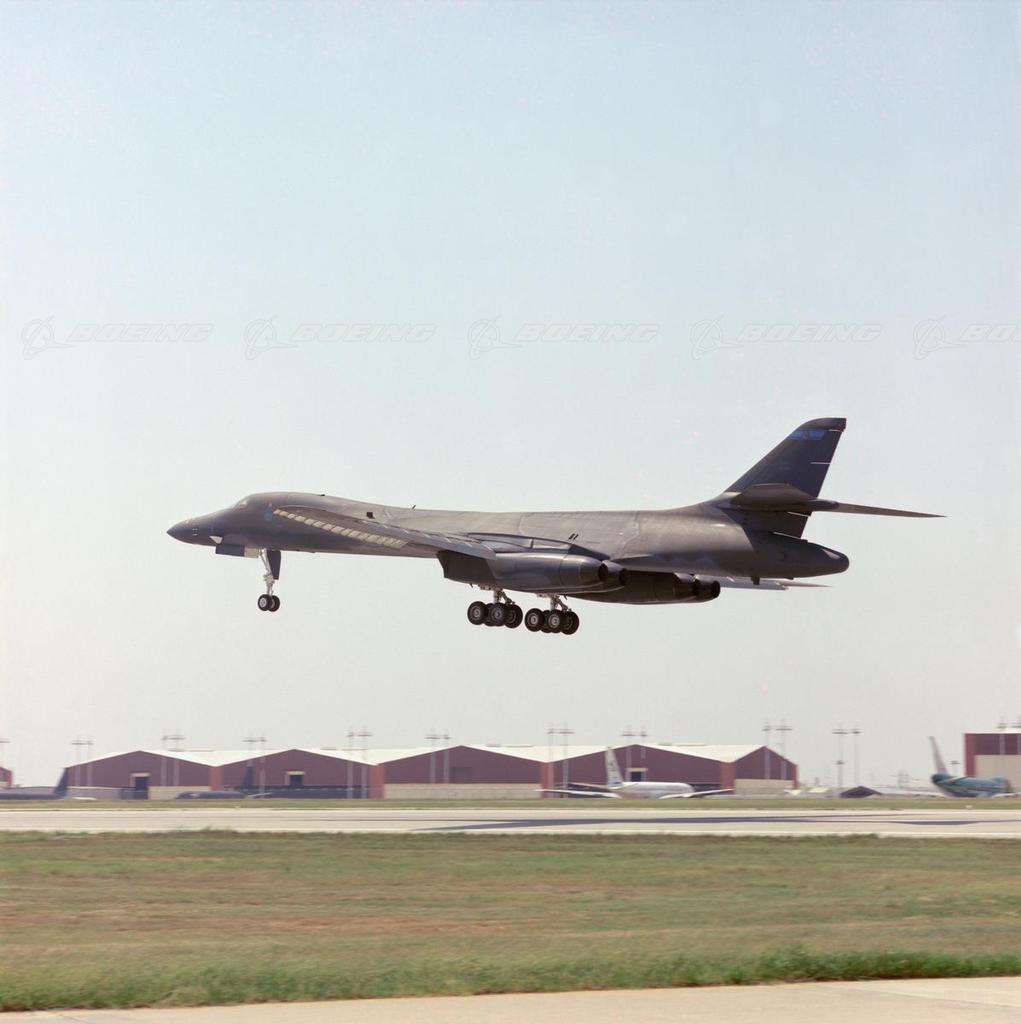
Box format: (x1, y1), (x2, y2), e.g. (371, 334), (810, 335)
(3, 832), (1021, 1010)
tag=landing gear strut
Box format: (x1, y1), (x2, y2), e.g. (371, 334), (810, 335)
(466, 590), (523, 630)
(466, 591), (578, 635)
(521, 597), (581, 636)
(258, 549), (281, 612)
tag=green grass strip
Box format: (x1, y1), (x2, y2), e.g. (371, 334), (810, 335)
(4, 948), (1021, 1011)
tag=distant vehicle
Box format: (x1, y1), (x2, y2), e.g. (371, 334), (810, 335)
(541, 748), (733, 800)
(929, 737), (1014, 798)
(167, 418), (940, 635)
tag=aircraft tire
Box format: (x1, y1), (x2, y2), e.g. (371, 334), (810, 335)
(524, 608), (544, 632)
(546, 610), (564, 632)
(467, 601), (488, 625)
(257, 594), (272, 611)
(487, 603), (508, 626)
(505, 605), (523, 629)
(269, 596), (281, 612)
(561, 611), (579, 635)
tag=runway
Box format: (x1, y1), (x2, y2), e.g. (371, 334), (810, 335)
(3, 806), (1021, 837)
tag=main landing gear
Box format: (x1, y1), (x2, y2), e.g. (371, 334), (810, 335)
(257, 549), (281, 613)
(467, 594), (579, 636)
(525, 596), (580, 636)
(467, 590), (523, 629)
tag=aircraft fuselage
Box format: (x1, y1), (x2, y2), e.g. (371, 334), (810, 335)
(168, 491), (849, 581)
(167, 418), (937, 629)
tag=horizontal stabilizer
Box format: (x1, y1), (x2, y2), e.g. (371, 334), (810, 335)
(728, 484), (941, 518)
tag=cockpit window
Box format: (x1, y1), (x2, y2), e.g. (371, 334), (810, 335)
(234, 498), (249, 509)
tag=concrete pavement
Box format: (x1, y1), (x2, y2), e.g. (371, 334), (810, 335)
(3, 806), (1021, 836)
(7, 979), (1021, 1023)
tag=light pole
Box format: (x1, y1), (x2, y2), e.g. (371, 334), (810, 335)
(244, 735), (266, 794)
(71, 737), (92, 789)
(0, 738), (8, 783)
(356, 728), (372, 798)
(553, 725), (574, 789)
(850, 726), (861, 787)
(346, 728), (355, 797)
(546, 725), (555, 794)
(162, 732), (185, 751)
(763, 722), (772, 780)
(162, 733), (185, 787)
(833, 725), (848, 791)
(775, 720), (792, 781)
(998, 719), (1007, 757)
(621, 726), (639, 780)
(425, 731), (451, 783)
(426, 731), (442, 784)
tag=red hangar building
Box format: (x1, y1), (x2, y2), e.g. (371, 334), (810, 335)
(964, 730), (1021, 790)
(57, 741), (797, 799)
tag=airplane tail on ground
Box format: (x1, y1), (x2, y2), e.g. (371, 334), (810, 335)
(605, 748), (625, 788)
(929, 736), (949, 776)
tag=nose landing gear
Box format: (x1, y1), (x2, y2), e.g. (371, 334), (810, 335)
(258, 549), (281, 613)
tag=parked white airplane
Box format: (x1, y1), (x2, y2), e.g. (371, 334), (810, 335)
(542, 748), (733, 800)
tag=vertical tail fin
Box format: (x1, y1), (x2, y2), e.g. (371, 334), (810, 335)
(929, 736), (948, 775)
(605, 747), (625, 788)
(726, 418), (846, 498)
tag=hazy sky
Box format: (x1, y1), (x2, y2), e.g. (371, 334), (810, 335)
(3, 1), (1020, 786)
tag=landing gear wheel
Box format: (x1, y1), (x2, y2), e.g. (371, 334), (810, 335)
(546, 610), (564, 633)
(505, 605), (523, 629)
(487, 602), (508, 627)
(467, 601), (488, 626)
(524, 608), (545, 632)
(269, 595), (281, 612)
(257, 594), (272, 612)
(561, 611), (579, 635)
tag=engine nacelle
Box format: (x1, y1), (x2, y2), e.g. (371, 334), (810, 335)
(438, 551), (628, 594)
(577, 571), (721, 605)
(597, 561), (629, 587)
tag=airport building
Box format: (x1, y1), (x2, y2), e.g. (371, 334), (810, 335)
(965, 730), (1021, 788)
(57, 741), (797, 799)
(0, 765), (12, 788)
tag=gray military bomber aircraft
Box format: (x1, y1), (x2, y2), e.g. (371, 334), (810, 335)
(168, 418), (939, 636)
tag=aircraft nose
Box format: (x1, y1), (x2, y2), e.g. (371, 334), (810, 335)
(167, 519), (191, 542)
(168, 518), (213, 543)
